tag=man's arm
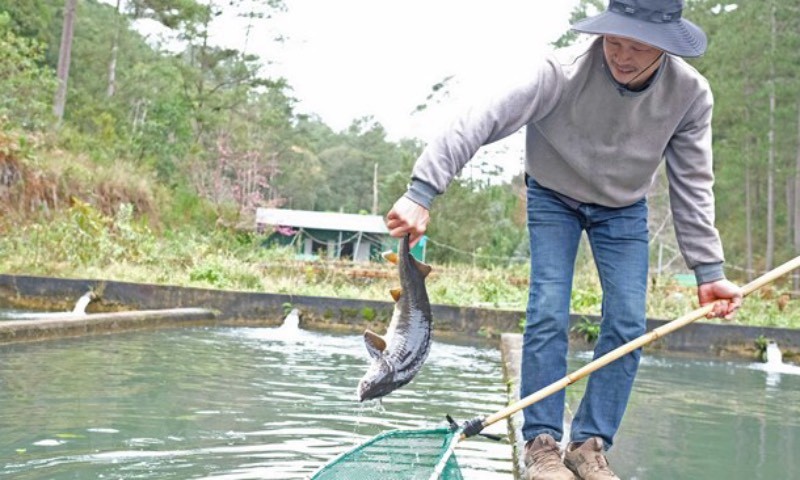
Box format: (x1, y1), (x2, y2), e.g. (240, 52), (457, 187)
(387, 57), (562, 240)
(665, 86), (743, 318)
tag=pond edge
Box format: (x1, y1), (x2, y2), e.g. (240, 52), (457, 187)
(0, 274), (798, 363)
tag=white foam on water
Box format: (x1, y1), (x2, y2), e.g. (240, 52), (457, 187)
(749, 341), (800, 376)
(72, 291), (96, 314)
(8, 290), (96, 320)
(127, 437), (165, 447)
(279, 309), (301, 331)
(269, 309), (307, 342)
(33, 439), (65, 447)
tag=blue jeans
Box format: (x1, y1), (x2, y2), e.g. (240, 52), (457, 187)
(521, 177), (649, 449)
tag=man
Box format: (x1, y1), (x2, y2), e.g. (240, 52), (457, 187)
(385, 1), (743, 479)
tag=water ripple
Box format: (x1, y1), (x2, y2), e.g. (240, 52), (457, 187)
(0, 327), (512, 479)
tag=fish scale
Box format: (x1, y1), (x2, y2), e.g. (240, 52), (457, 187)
(356, 234), (433, 402)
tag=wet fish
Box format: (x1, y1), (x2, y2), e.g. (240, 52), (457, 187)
(357, 234), (433, 402)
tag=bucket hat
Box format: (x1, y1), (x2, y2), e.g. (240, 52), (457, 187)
(572, 0), (707, 57)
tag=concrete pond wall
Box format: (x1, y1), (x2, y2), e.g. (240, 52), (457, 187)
(1, 274), (799, 362)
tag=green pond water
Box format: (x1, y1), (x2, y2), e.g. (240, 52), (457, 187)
(0, 326), (511, 479)
(0, 324), (798, 479)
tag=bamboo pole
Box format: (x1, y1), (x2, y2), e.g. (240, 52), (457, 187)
(474, 255), (800, 434)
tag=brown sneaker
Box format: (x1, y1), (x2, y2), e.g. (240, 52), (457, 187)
(563, 437), (620, 480)
(523, 434), (577, 480)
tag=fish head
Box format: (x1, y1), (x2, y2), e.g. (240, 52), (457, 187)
(356, 358), (397, 402)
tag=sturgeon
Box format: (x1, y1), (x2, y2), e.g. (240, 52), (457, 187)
(356, 234), (433, 402)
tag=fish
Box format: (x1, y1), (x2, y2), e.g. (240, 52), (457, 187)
(356, 234), (433, 402)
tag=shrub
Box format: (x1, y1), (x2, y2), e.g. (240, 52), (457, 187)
(572, 316), (601, 343)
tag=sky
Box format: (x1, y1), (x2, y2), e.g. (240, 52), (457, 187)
(261, 0), (581, 138)
(132, 0), (583, 181)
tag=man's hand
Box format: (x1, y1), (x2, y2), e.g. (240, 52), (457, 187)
(386, 196), (429, 247)
(698, 279), (743, 320)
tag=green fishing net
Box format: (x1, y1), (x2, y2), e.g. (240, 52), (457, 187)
(311, 427), (464, 480)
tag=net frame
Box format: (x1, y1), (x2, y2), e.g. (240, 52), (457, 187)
(310, 427), (464, 480)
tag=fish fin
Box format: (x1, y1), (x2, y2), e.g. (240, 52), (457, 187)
(382, 251), (399, 265)
(389, 287), (402, 302)
(364, 329), (387, 359)
(412, 258), (433, 278)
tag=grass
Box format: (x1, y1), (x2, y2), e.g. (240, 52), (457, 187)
(1, 201), (799, 330)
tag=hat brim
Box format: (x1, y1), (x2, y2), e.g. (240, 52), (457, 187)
(572, 11), (707, 57)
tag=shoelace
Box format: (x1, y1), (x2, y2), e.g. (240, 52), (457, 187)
(530, 444), (565, 472)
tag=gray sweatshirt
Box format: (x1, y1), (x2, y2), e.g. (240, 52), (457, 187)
(406, 38), (725, 283)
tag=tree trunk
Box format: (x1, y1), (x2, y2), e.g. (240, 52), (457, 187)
(787, 176), (794, 247)
(746, 161), (754, 282)
(794, 103), (800, 290)
(107, 0), (122, 97)
(53, 0), (78, 121)
(765, 1), (777, 271)
(372, 163), (378, 214)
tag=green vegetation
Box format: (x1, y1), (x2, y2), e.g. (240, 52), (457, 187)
(1, 200), (799, 329)
(360, 307), (376, 322)
(572, 317), (601, 344)
(0, 1), (799, 331)
(754, 335), (770, 362)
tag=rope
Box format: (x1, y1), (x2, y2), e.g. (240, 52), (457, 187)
(425, 236), (778, 280)
(295, 228), (365, 246)
(282, 225), (785, 281)
(425, 237), (528, 263)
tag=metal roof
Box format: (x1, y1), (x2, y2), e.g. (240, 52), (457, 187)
(256, 208), (389, 234)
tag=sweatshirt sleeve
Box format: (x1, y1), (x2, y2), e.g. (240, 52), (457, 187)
(664, 84), (726, 277)
(409, 56), (564, 197)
